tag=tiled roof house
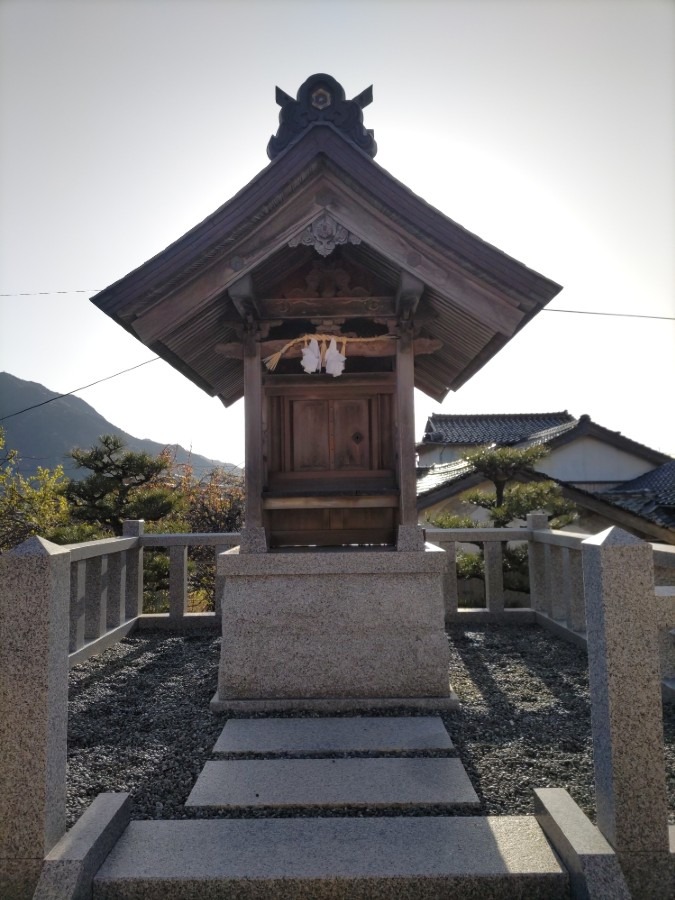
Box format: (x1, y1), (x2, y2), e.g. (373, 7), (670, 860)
(417, 412), (674, 543)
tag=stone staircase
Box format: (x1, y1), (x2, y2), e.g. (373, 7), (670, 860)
(91, 715), (569, 898)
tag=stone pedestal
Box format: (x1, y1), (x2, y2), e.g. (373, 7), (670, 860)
(211, 545), (456, 712)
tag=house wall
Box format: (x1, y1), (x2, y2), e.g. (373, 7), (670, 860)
(419, 435), (657, 487)
(418, 444), (474, 466)
(537, 436), (656, 487)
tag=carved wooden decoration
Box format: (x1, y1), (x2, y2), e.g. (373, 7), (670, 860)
(288, 213), (361, 258)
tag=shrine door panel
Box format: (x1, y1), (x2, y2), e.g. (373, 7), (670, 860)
(332, 399), (371, 470)
(291, 400), (331, 471)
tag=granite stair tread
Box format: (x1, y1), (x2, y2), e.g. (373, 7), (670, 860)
(93, 817), (569, 899)
(185, 757), (479, 809)
(213, 715), (454, 755)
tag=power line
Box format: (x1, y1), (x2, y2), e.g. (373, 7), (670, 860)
(0, 289), (102, 297)
(0, 358), (160, 422)
(2, 289), (673, 320)
(543, 308), (674, 321)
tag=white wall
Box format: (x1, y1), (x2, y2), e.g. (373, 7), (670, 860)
(418, 444), (474, 465)
(539, 436), (656, 484)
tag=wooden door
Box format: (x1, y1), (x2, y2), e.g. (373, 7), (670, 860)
(264, 376), (397, 546)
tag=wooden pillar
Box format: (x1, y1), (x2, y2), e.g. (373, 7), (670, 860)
(394, 323), (424, 551)
(243, 327), (264, 530)
(395, 325), (417, 527)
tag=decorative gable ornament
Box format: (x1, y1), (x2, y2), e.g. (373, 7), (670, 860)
(288, 213), (361, 257)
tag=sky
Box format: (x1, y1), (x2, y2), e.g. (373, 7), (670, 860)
(1, 0), (673, 471)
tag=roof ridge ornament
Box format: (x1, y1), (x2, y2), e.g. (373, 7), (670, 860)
(267, 74), (377, 160)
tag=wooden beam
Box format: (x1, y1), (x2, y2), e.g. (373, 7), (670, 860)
(131, 175), (327, 343)
(256, 296), (395, 319)
(319, 172), (525, 335)
(215, 337), (442, 360)
(263, 495), (399, 510)
(395, 271), (424, 321)
(228, 273), (257, 322)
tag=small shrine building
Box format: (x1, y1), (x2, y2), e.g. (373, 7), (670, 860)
(93, 74), (562, 555)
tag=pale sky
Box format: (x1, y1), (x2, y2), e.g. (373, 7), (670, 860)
(1, 0), (673, 469)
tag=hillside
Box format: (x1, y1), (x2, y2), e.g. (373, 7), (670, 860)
(0, 372), (239, 478)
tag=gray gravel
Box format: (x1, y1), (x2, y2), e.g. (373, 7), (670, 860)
(67, 624), (674, 828)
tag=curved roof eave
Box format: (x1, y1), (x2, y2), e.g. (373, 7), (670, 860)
(91, 123), (563, 403)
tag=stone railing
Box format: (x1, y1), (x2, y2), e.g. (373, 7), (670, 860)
(424, 513), (590, 629)
(39, 521), (241, 667)
(5, 515), (674, 675)
(1, 522), (673, 897)
(426, 514), (675, 695)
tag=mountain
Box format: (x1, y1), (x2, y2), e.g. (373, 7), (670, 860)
(0, 372), (240, 478)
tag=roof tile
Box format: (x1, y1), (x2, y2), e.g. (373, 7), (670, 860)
(422, 411), (574, 445)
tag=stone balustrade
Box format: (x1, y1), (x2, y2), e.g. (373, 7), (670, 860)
(1, 522), (673, 897)
(426, 517), (675, 696)
(49, 523), (241, 667)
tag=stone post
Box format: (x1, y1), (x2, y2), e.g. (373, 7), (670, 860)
(122, 520), (144, 618)
(527, 512), (549, 612)
(84, 555), (107, 642)
(483, 540), (504, 614)
(214, 545), (228, 616)
(169, 544), (188, 621)
(581, 527), (670, 898)
(69, 559), (86, 653)
(442, 538), (458, 618)
(106, 551), (126, 630)
(548, 544), (565, 621)
(0, 537), (70, 899)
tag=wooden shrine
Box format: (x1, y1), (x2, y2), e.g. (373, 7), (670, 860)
(228, 258), (431, 549)
(92, 75), (562, 709)
(92, 73), (561, 554)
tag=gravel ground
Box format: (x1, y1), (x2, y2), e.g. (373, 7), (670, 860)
(67, 623), (674, 828)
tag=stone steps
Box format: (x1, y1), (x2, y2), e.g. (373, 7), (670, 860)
(93, 817), (568, 899)
(188, 715), (475, 811)
(91, 716), (570, 898)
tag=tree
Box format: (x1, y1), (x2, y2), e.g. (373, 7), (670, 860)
(466, 480), (577, 529)
(64, 434), (181, 536)
(429, 444), (577, 597)
(431, 445), (577, 530)
(464, 445), (549, 506)
(0, 427), (70, 550)
(179, 466), (245, 534)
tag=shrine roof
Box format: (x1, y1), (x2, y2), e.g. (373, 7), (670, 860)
(92, 75), (563, 407)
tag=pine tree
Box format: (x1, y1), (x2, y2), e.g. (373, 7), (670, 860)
(64, 434), (181, 536)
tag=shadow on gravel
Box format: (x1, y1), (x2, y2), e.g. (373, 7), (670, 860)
(67, 630), (226, 826)
(443, 624), (596, 818)
(67, 624), (673, 829)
